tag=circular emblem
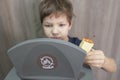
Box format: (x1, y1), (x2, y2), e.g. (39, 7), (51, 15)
(38, 55), (57, 70)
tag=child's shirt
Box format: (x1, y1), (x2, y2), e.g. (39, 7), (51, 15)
(68, 36), (82, 46)
(69, 36), (91, 69)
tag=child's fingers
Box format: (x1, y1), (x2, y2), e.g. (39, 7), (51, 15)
(87, 50), (104, 56)
(85, 54), (105, 60)
(85, 59), (105, 68)
(90, 64), (102, 68)
(86, 59), (104, 64)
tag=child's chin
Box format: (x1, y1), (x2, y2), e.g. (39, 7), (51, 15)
(51, 37), (62, 40)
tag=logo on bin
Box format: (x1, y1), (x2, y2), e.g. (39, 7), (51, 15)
(38, 55), (57, 69)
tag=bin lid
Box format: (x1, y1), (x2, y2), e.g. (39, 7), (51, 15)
(7, 38), (94, 80)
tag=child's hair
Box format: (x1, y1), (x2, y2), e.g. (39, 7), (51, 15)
(39, 0), (74, 25)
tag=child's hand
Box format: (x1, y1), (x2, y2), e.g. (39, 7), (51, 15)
(85, 49), (106, 68)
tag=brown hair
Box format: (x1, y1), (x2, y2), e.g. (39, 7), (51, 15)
(39, 0), (74, 24)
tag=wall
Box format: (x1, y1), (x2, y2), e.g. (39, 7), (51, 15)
(0, 0), (43, 79)
(70, 0), (120, 80)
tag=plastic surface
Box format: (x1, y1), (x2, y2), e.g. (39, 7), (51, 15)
(6, 38), (94, 80)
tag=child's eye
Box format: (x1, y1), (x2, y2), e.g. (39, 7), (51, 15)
(59, 24), (66, 27)
(44, 25), (53, 27)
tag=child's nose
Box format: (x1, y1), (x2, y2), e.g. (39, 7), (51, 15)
(52, 27), (59, 36)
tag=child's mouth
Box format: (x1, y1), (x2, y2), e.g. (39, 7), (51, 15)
(51, 37), (61, 40)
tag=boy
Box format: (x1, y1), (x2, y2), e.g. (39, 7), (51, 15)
(39, 0), (117, 72)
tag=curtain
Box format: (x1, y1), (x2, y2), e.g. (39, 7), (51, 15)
(70, 0), (120, 80)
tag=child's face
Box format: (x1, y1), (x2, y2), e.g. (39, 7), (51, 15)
(42, 13), (72, 41)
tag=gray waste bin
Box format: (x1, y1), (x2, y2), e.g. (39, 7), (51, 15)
(5, 38), (94, 80)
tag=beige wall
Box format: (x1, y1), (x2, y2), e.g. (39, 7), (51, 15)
(0, 0), (120, 80)
(0, 0), (41, 79)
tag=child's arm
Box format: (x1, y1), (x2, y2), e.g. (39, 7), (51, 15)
(102, 55), (117, 72)
(85, 49), (117, 72)
(79, 38), (117, 72)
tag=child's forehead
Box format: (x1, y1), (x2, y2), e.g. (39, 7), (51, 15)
(43, 13), (69, 24)
(46, 12), (67, 19)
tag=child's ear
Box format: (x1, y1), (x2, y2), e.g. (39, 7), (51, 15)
(68, 21), (72, 30)
(69, 24), (72, 30)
